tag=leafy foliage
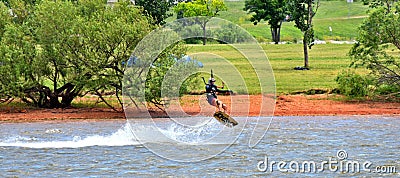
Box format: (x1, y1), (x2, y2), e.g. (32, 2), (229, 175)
(335, 70), (374, 97)
(244, 0), (287, 44)
(0, 1), (12, 39)
(144, 43), (201, 110)
(348, 1), (400, 97)
(0, 0), (196, 109)
(174, 0), (227, 45)
(135, 0), (173, 25)
(0, 23), (37, 101)
(360, 0), (397, 9)
(175, 0), (227, 17)
(214, 23), (251, 43)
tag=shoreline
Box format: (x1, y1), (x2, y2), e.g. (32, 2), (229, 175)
(1, 94), (399, 123)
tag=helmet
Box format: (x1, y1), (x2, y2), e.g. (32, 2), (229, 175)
(209, 78), (216, 83)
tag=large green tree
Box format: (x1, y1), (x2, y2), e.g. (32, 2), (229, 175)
(134, 0), (173, 25)
(244, 0), (287, 44)
(174, 0), (227, 45)
(70, 0), (155, 110)
(0, 0), (154, 108)
(0, 0), (199, 109)
(287, 0), (320, 68)
(348, 1), (400, 94)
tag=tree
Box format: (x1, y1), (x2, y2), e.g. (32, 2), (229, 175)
(0, 0), (154, 108)
(0, 0), (200, 109)
(174, 0), (227, 45)
(71, 0), (155, 110)
(244, 0), (287, 44)
(0, 0), (82, 108)
(134, 0), (173, 25)
(143, 43), (201, 110)
(287, 0), (320, 68)
(348, 1), (400, 95)
(0, 23), (37, 103)
(360, 0), (397, 9)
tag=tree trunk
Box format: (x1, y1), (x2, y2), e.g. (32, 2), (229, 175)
(202, 22), (207, 45)
(271, 21), (283, 44)
(271, 28), (278, 44)
(196, 17), (209, 45)
(49, 94), (61, 108)
(25, 83), (80, 109)
(277, 26), (281, 43)
(303, 0), (315, 69)
(303, 38), (309, 68)
(61, 94), (76, 108)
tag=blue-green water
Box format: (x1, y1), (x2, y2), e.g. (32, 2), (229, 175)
(1, 116), (399, 177)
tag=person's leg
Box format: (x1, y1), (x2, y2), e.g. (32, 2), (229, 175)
(208, 95), (227, 112)
(215, 99), (227, 112)
(213, 99), (220, 111)
(221, 103), (227, 112)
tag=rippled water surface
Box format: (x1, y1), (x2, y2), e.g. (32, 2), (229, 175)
(1, 116), (399, 177)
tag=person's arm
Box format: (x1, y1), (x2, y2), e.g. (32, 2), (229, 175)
(216, 82), (224, 89)
(215, 83), (232, 94)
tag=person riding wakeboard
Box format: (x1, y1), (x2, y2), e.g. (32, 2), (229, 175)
(203, 70), (233, 112)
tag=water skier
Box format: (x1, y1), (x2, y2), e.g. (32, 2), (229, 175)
(205, 77), (229, 112)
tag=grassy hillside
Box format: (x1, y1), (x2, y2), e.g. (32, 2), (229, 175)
(219, 0), (368, 42)
(180, 1), (370, 94)
(187, 43), (368, 94)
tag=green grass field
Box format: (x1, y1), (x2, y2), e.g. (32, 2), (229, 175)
(188, 43), (365, 94)
(183, 1), (370, 94)
(219, 0), (368, 42)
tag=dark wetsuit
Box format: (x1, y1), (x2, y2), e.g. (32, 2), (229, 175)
(205, 83), (221, 105)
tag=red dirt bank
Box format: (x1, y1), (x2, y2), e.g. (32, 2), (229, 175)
(0, 94), (399, 123)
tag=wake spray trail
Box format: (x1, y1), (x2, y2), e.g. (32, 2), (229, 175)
(0, 120), (234, 148)
(0, 123), (139, 148)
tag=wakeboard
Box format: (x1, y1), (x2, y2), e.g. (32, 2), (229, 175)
(213, 111), (238, 127)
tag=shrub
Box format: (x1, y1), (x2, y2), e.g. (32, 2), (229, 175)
(335, 70), (374, 97)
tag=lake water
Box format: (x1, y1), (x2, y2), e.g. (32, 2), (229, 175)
(0, 116), (399, 177)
